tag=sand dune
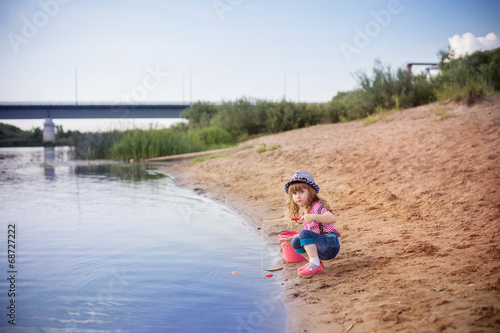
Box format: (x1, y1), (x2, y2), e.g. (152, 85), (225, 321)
(160, 96), (500, 332)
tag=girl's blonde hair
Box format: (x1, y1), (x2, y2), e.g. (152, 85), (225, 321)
(285, 182), (331, 219)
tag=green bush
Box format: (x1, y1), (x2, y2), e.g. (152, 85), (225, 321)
(191, 126), (234, 146)
(325, 90), (370, 122)
(352, 59), (436, 114)
(0, 123), (24, 140)
(0, 123), (45, 147)
(181, 97), (325, 138)
(262, 100), (322, 132)
(211, 98), (266, 137)
(180, 101), (219, 129)
(433, 47), (500, 104)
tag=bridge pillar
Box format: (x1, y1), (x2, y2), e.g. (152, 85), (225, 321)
(43, 118), (55, 142)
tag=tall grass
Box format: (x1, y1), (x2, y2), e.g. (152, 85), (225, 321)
(71, 131), (123, 159)
(71, 126), (236, 160)
(109, 129), (201, 159)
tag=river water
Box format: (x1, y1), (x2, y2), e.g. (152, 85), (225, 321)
(0, 147), (285, 332)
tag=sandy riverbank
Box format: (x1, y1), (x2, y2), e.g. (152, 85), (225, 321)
(157, 97), (500, 332)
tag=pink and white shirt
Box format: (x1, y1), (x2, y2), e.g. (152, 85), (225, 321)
(302, 202), (341, 236)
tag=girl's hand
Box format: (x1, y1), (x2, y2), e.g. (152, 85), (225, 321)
(300, 212), (336, 224)
(300, 214), (315, 224)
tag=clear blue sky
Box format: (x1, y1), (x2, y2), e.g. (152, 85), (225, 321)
(0, 0), (499, 105)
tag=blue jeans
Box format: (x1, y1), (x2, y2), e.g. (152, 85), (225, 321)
(291, 230), (340, 261)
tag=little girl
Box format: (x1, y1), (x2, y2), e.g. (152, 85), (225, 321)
(280, 171), (340, 276)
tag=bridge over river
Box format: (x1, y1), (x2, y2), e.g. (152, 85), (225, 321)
(0, 103), (190, 119)
(0, 102), (191, 141)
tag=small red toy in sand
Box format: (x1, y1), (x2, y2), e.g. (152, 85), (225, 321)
(265, 274), (274, 278)
(232, 271), (238, 275)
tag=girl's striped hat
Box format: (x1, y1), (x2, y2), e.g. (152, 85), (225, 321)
(284, 171), (320, 194)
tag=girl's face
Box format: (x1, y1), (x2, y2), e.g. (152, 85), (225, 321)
(291, 186), (309, 207)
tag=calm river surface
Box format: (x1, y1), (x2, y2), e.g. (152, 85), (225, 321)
(0, 147), (285, 333)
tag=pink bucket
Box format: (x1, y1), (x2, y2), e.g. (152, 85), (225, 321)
(279, 230), (307, 263)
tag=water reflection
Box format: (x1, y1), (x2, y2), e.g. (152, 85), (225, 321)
(74, 162), (166, 181)
(43, 146), (56, 180)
